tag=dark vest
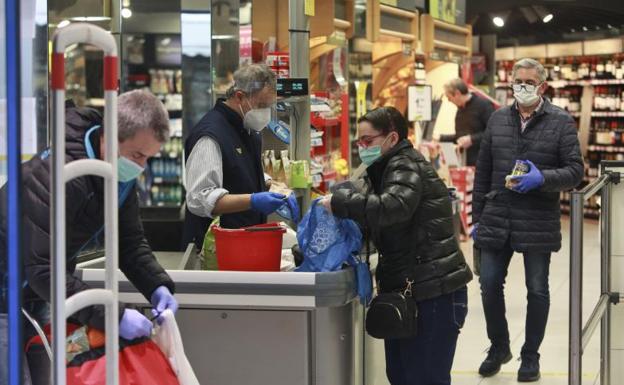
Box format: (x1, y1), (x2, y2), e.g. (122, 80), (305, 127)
(182, 100), (266, 249)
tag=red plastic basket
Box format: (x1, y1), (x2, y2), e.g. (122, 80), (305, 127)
(211, 223), (286, 271)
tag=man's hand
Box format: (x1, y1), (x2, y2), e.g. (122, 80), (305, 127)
(319, 195), (332, 214)
(250, 192), (287, 215)
(457, 135), (473, 149)
(509, 160), (545, 194)
(119, 309), (153, 340)
(150, 286), (178, 323)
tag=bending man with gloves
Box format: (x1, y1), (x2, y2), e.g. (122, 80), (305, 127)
(472, 58), (583, 382)
(183, 64), (283, 248)
(0, 90), (178, 385)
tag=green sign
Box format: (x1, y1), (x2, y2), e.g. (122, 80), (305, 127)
(430, 0), (456, 24)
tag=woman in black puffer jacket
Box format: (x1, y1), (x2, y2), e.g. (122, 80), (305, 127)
(322, 107), (472, 385)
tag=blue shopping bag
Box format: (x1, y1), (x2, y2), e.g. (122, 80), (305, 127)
(296, 199), (372, 305)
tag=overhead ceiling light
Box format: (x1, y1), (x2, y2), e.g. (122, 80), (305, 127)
(57, 19), (71, 28)
(493, 16), (505, 27)
(121, 8), (132, 18)
(70, 16), (111, 22)
(533, 6), (553, 23)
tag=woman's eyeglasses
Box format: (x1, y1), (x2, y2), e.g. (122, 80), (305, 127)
(356, 134), (386, 148)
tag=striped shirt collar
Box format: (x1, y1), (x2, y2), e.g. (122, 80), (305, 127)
(515, 97), (545, 130)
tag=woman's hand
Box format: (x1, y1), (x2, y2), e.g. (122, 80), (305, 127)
(319, 195), (333, 214)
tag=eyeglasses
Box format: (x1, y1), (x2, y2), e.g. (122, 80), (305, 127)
(512, 83), (542, 93)
(356, 134), (386, 148)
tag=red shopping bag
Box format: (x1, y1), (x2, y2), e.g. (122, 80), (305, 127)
(66, 337), (180, 385)
(26, 324), (180, 385)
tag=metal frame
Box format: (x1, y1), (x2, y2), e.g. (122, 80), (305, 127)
(569, 169), (621, 385)
(51, 23), (119, 385)
(5, 0), (23, 384)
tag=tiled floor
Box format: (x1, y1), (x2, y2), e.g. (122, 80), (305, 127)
(451, 218), (603, 385)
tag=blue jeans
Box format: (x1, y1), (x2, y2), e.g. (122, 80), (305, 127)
(479, 242), (551, 357)
(384, 287), (468, 385)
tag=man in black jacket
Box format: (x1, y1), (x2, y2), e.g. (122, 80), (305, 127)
(0, 90), (178, 385)
(440, 78), (494, 166)
(321, 107), (472, 385)
(473, 58), (583, 382)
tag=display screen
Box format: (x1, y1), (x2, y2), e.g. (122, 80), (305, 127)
(277, 78), (309, 97)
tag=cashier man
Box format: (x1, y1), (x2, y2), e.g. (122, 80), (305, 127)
(440, 78), (495, 166)
(183, 64), (284, 248)
(0, 90), (178, 385)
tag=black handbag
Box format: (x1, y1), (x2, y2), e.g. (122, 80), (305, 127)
(365, 278), (418, 340)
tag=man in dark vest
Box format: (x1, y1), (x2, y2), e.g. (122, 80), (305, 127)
(183, 64), (284, 248)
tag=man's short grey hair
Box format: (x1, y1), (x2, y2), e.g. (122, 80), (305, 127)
(225, 64), (277, 99)
(118, 90), (169, 143)
(444, 78), (469, 95)
(512, 58), (548, 83)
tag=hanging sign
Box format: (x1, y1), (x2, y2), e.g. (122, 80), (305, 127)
(430, 0), (457, 24)
(305, 0), (315, 16)
(407, 85), (432, 122)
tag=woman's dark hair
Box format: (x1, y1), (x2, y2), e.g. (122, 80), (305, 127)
(357, 106), (408, 140)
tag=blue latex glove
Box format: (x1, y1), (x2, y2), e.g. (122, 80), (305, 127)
(119, 309), (153, 340)
(470, 223), (479, 241)
(251, 192), (287, 215)
(150, 286), (178, 323)
(509, 160), (544, 194)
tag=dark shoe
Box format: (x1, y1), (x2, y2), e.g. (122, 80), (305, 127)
(478, 345), (512, 377)
(518, 354), (541, 382)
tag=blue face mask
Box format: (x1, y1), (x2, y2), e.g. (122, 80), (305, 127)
(118, 156), (144, 182)
(358, 136), (390, 166)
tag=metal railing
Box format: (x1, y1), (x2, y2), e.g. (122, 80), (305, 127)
(51, 23), (119, 385)
(569, 170), (621, 385)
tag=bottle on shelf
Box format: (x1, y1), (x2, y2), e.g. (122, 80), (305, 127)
(616, 60), (624, 80)
(597, 57), (606, 79)
(579, 59), (590, 80)
(590, 58), (598, 79)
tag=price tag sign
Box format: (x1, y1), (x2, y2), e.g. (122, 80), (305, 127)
(408, 85), (432, 122)
(305, 0), (315, 16)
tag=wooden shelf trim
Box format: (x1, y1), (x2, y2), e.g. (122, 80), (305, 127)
(432, 19), (471, 35)
(333, 18), (351, 30)
(380, 28), (417, 42)
(380, 4), (417, 19)
(434, 40), (470, 53)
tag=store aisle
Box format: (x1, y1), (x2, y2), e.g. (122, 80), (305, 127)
(451, 218), (602, 385)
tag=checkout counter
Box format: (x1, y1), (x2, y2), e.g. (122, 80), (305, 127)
(75, 191), (462, 385)
(76, 245), (374, 385)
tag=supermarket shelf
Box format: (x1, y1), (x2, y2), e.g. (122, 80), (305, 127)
(152, 176), (182, 184)
(588, 145), (624, 153)
(154, 152), (180, 159)
(497, 79), (624, 88)
(591, 111), (624, 117)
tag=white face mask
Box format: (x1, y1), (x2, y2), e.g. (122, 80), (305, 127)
(240, 100), (271, 132)
(512, 83), (541, 107)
